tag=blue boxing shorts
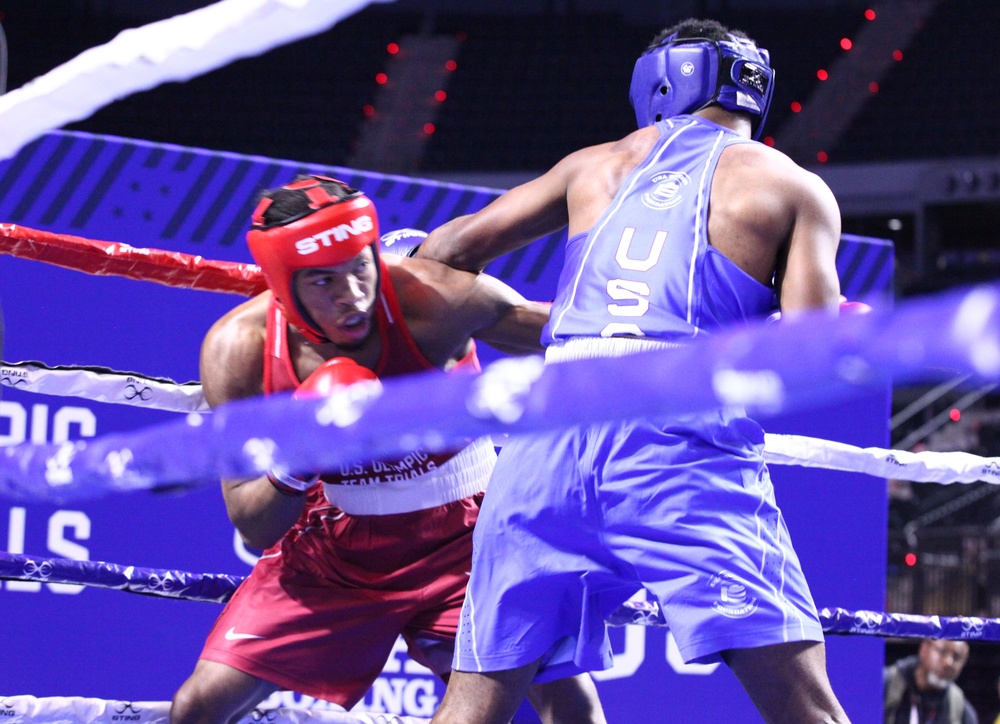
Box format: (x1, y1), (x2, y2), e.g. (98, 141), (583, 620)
(455, 407), (824, 681)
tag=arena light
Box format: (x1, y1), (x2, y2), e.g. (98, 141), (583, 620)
(865, 8), (876, 20)
(375, 72), (388, 85)
(790, 101), (802, 113)
(386, 42), (399, 55)
(445, 59), (458, 71)
(893, 49), (904, 61)
(434, 90), (447, 102)
(840, 38), (853, 51)
(817, 69), (829, 81)
(817, 151), (829, 163)
(905, 552), (918, 567)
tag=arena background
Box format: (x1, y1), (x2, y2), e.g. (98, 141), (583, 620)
(1, 0), (999, 720)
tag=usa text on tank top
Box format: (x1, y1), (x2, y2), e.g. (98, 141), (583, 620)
(544, 115), (778, 345)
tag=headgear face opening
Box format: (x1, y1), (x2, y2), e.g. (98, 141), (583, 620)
(246, 176), (380, 344)
(629, 33), (774, 140)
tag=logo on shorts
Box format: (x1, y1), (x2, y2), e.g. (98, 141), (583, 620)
(225, 627), (266, 641)
(641, 172), (689, 210)
(709, 571), (759, 618)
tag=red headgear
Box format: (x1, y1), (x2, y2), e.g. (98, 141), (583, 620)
(246, 176), (380, 343)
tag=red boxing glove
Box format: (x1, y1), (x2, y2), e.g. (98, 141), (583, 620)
(766, 297), (872, 324)
(295, 357), (379, 398)
(268, 358), (380, 496)
(839, 297), (873, 315)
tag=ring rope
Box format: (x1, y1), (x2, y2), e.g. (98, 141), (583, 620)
(0, 550), (990, 642)
(0, 283), (998, 503)
(0, 0), (390, 162)
(4, 359), (999, 484)
(0, 224), (266, 296)
(0, 359), (208, 412)
(0, 550), (240, 604)
(0, 696), (428, 724)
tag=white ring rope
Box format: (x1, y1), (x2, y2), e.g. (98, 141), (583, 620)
(0, 696), (427, 724)
(0, 360), (208, 412)
(763, 433), (1000, 485)
(4, 358), (999, 486)
(0, 0), (393, 162)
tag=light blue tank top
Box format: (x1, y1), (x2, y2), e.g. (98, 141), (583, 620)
(543, 115), (777, 345)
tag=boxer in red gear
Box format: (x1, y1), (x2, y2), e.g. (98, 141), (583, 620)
(170, 176), (605, 724)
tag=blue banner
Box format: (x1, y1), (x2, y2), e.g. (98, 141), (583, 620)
(0, 130), (893, 722)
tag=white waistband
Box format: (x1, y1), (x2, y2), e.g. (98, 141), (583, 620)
(322, 437), (496, 515)
(545, 336), (684, 362)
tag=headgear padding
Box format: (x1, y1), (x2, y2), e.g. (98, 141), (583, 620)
(629, 33), (774, 140)
(246, 176), (380, 344)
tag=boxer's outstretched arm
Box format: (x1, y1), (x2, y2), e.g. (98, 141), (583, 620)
(419, 150), (585, 272)
(395, 257), (550, 357)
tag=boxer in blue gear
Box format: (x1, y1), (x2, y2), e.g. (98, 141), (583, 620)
(419, 18), (850, 724)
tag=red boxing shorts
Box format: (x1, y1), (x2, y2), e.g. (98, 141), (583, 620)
(199, 487), (481, 707)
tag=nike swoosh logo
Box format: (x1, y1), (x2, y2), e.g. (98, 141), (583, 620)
(225, 627), (265, 641)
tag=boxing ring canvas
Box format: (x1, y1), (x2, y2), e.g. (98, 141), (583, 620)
(0, 130), (893, 722)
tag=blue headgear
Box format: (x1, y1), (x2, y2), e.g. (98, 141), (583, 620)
(629, 33), (775, 140)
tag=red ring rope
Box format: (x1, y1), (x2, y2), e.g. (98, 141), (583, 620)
(0, 223), (267, 296)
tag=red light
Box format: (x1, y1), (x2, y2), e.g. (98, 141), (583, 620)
(790, 101), (803, 113)
(362, 104), (375, 117)
(817, 69), (829, 81)
(950, 408), (962, 422)
(445, 60), (458, 71)
(893, 49), (904, 61)
(762, 136), (775, 147)
(386, 42), (399, 55)
(840, 38), (853, 51)
(864, 8), (876, 20)
(868, 82), (880, 93)
(423, 123), (436, 135)
(434, 90), (447, 102)
(375, 72), (388, 85)
(905, 552), (917, 567)
(817, 151), (829, 163)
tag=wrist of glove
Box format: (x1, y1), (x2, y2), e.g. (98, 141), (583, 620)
(266, 469), (320, 496)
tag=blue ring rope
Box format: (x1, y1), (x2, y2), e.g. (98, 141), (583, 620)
(1, 283), (998, 504)
(0, 550), (989, 641)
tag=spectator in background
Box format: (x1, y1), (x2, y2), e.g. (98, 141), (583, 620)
(884, 638), (978, 724)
